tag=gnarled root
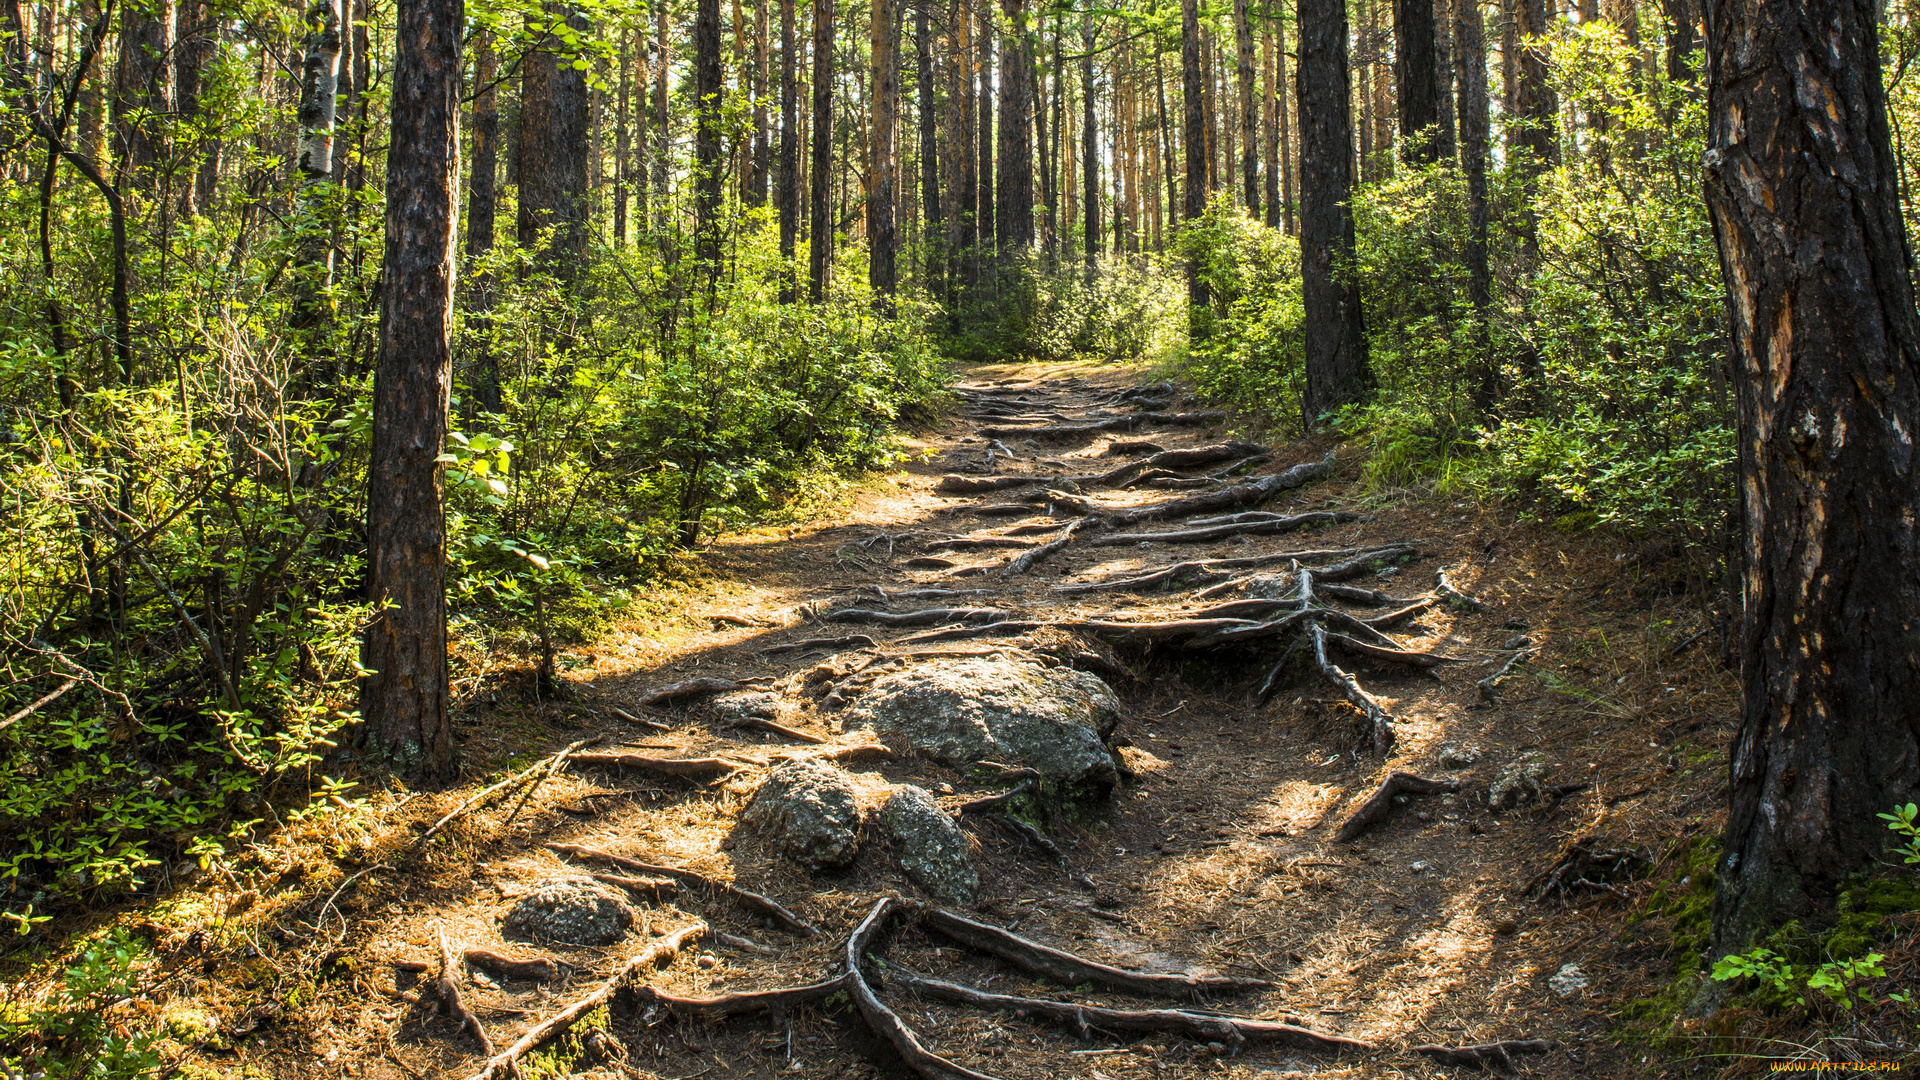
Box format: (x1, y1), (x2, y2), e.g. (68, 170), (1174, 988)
(921, 907), (1272, 1000)
(1333, 773), (1462, 842)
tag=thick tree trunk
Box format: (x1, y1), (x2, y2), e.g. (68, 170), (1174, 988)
(976, 0), (994, 256)
(1510, 0), (1556, 167)
(519, 2), (591, 263)
(916, 4), (942, 285)
(174, 0), (216, 214)
(1703, 0), (1920, 955)
(778, 0), (798, 290)
(1234, 0), (1257, 214)
(1180, 0), (1208, 319)
(995, 0), (1032, 250)
(870, 0), (898, 301)
(1456, 0), (1493, 409)
(1297, 0), (1368, 418)
(362, 0), (463, 781)
(1394, 0), (1440, 163)
(695, 0), (723, 265)
(807, 0), (833, 300)
(1663, 0), (1695, 82)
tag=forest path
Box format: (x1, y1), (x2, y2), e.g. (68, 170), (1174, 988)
(302, 361), (1727, 1080)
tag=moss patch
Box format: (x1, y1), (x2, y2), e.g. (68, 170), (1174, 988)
(1616, 835), (1719, 1037)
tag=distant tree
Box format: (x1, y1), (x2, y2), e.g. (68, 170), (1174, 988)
(869, 0), (898, 301)
(807, 0), (833, 300)
(519, 1), (591, 262)
(1296, 0), (1367, 417)
(695, 0), (723, 264)
(361, 0), (463, 780)
(1703, 0), (1920, 955)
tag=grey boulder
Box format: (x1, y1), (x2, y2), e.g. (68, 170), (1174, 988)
(883, 785), (978, 905)
(743, 758), (864, 870)
(845, 658), (1121, 795)
(502, 879), (635, 946)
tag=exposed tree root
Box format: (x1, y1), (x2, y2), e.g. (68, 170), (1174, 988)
(1323, 631), (1465, 668)
(904, 556), (960, 568)
(954, 769), (1041, 812)
(1310, 544), (1418, 580)
(887, 972), (1373, 1055)
(1364, 599), (1436, 628)
(899, 621), (1042, 644)
(462, 949), (568, 983)
(985, 813), (1075, 878)
(434, 928), (494, 1055)
(1102, 439), (1166, 455)
(1113, 453), (1334, 524)
(920, 907), (1272, 1000)
(1333, 773), (1463, 842)
(459, 922), (706, 1080)
(412, 737), (603, 850)
(979, 410), (1226, 441)
(637, 678), (745, 707)
(729, 715), (827, 743)
(1527, 837), (1652, 903)
(1435, 568), (1487, 612)
(935, 475), (1042, 494)
(848, 898), (1004, 1080)
(1136, 441), (1270, 470)
(630, 974), (852, 1019)
(824, 607), (1011, 627)
(1411, 1039), (1554, 1069)
(869, 587), (996, 601)
(1311, 623), (1398, 758)
(963, 503), (1042, 517)
(590, 872), (682, 901)
(1050, 547), (1379, 595)
(1001, 518), (1090, 576)
(1087, 511), (1355, 547)
(567, 752), (742, 778)
(1477, 649), (1536, 703)
(927, 536), (1038, 551)
(545, 844), (819, 937)
(762, 635), (878, 655)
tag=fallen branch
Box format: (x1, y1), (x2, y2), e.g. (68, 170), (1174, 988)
(462, 949), (567, 983)
(1088, 511), (1354, 547)
(762, 635), (878, 655)
(888, 972), (1372, 1056)
(546, 844), (819, 937)
(847, 898), (1003, 1080)
(1113, 453), (1334, 524)
(1001, 518), (1090, 577)
(413, 737), (603, 850)
(921, 907), (1271, 1000)
(0, 677), (77, 734)
(638, 678), (743, 707)
(824, 607), (1011, 628)
(1411, 1039), (1554, 1069)
(631, 974), (852, 1019)
(567, 753), (741, 778)
(435, 928), (493, 1055)
(1311, 623), (1396, 758)
(1332, 773), (1462, 842)
(459, 922), (706, 1080)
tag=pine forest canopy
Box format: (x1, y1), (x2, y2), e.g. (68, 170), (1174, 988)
(1, 0), (1919, 1015)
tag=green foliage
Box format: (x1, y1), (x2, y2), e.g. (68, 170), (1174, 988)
(936, 252), (1184, 365)
(1878, 803), (1920, 866)
(0, 930), (163, 1078)
(1711, 948), (1889, 1011)
(1176, 197), (1307, 432)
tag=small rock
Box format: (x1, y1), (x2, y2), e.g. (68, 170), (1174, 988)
(1548, 963), (1589, 997)
(1439, 744), (1482, 769)
(1416, 810), (1431, 822)
(1244, 574), (1291, 599)
(1501, 634), (1534, 650)
(711, 690), (782, 722)
(502, 879), (636, 946)
(743, 759), (864, 870)
(1489, 752), (1551, 809)
(1410, 861), (1431, 873)
(882, 785), (979, 904)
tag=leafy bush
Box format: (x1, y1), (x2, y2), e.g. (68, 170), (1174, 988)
(0, 931), (162, 1079)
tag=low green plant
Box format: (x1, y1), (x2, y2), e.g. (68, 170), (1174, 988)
(0, 930), (162, 1078)
(1711, 948), (1888, 1010)
(1878, 802), (1920, 866)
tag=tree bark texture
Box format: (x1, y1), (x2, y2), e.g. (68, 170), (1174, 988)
(1394, 0), (1440, 163)
(976, 0), (994, 254)
(362, 0), (463, 781)
(808, 0), (833, 300)
(995, 0), (1032, 249)
(291, 0), (343, 334)
(1297, 0), (1368, 419)
(695, 0), (723, 264)
(519, 2), (590, 262)
(1510, 0), (1556, 167)
(113, 0), (173, 189)
(1080, 11), (1098, 276)
(778, 0), (798, 288)
(1456, 0), (1493, 408)
(1703, 0), (1920, 952)
(1234, 0), (1257, 213)
(915, 4), (942, 284)
(869, 0), (898, 299)
(1180, 0), (1205, 223)
(750, 0), (770, 204)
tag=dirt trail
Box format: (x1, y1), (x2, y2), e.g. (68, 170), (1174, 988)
(166, 361), (1735, 1079)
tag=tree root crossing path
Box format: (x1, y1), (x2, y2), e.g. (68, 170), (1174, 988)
(363, 364), (1650, 1080)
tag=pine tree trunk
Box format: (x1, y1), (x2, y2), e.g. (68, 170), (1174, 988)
(778, 0), (798, 290)
(1277, 17), (1294, 234)
(1234, 0), (1257, 214)
(290, 0), (342, 337)
(916, 4), (942, 285)
(870, 0), (898, 301)
(1434, 0), (1456, 159)
(174, 1), (215, 215)
(114, 0), (174, 192)
(995, 0), (1032, 250)
(1261, 19), (1278, 227)
(1180, 0), (1208, 321)
(695, 0), (724, 265)
(1394, 0), (1440, 162)
(362, 0), (462, 781)
(1511, 0), (1556, 166)
(953, 0), (979, 289)
(751, 0), (770, 204)
(1704, 0), (1920, 956)
(653, 1), (670, 229)
(468, 27), (501, 415)
(977, 0), (995, 256)
(1456, 0), (1493, 409)
(1297, 0), (1368, 418)
(1663, 0), (1696, 85)
(1080, 11), (1098, 278)
(520, 2), (591, 263)
(614, 29), (630, 242)
(807, 0), (834, 300)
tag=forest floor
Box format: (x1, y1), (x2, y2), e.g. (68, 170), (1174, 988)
(101, 360), (1758, 1079)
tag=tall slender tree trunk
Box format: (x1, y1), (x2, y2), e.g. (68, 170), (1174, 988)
(1079, 9), (1098, 279)
(750, 0), (770, 204)
(468, 27), (501, 414)
(916, 4), (943, 285)
(870, 0), (898, 301)
(1511, 0), (1556, 165)
(1394, 0), (1440, 162)
(519, 1), (591, 263)
(1297, 0), (1368, 418)
(113, 0), (174, 192)
(652, 0), (670, 230)
(362, 0), (463, 781)
(977, 0), (995, 257)
(1155, 42), (1176, 236)
(695, 0), (724, 265)
(1662, 0), (1695, 82)
(1277, 16), (1294, 234)
(1234, 0), (1257, 214)
(75, 0), (104, 161)
(614, 29), (631, 242)
(778, 0), (799, 291)
(174, 0), (215, 215)
(995, 0), (1032, 250)
(1180, 0), (1208, 324)
(1261, 18), (1278, 227)
(291, 0), (343, 336)
(1704, 0), (1920, 957)
(1456, 0), (1493, 410)
(1434, 0), (1456, 159)
(1045, 17), (1062, 261)
(807, 0), (834, 300)
(953, 0), (979, 289)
